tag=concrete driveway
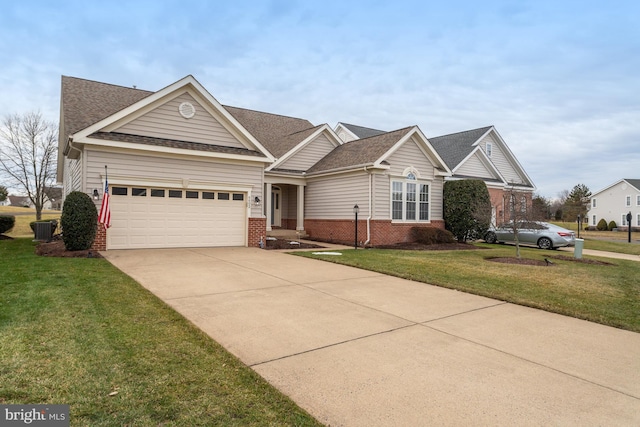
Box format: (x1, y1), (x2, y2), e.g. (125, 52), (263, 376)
(103, 247), (640, 426)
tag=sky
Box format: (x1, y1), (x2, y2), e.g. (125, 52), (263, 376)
(1, 0), (638, 199)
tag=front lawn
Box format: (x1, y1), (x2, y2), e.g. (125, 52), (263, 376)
(0, 239), (321, 426)
(296, 244), (640, 332)
(0, 206), (61, 238)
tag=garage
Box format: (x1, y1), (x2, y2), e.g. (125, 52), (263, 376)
(108, 186), (247, 249)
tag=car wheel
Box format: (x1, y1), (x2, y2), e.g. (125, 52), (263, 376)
(484, 232), (497, 244)
(538, 237), (553, 250)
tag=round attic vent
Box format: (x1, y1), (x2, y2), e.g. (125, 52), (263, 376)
(178, 102), (196, 119)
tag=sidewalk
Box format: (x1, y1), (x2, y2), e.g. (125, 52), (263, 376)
(558, 246), (640, 262)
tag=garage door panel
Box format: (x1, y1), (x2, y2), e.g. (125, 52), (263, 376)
(108, 187), (247, 249)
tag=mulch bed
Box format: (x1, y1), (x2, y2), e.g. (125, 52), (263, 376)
(0, 234), (14, 240)
(35, 238), (102, 258)
(487, 257), (548, 266)
(550, 255), (614, 265)
(265, 238), (325, 250)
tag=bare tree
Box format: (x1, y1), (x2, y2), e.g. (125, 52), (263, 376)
(503, 184), (535, 259)
(0, 112), (57, 220)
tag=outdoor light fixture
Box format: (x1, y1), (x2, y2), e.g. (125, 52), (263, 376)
(254, 196), (261, 205)
(93, 189), (100, 201)
(353, 204), (359, 250)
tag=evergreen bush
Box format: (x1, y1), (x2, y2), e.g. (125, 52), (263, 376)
(61, 191), (97, 250)
(0, 215), (15, 234)
(608, 220), (617, 231)
(443, 180), (492, 242)
(411, 227), (456, 245)
(596, 218), (608, 231)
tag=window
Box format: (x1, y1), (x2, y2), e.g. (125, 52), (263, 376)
(626, 196), (631, 207)
(622, 214), (628, 226)
(391, 173), (429, 221)
(637, 195), (640, 206)
(486, 143), (492, 157)
(202, 192), (215, 199)
(232, 193), (244, 201)
(112, 187), (128, 196)
(150, 189), (165, 197)
(132, 188), (146, 197)
(186, 191), (199, 199)
(169, 190), (182, 198)
(637, 214), (640, 227)
(592, 215), (596, 226)
(592, 198), (596, 208)
(218, 192), (230, 200)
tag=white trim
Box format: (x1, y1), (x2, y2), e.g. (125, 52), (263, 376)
(374, 127), (452, 175)
(451, 146), (506, 183)
(334, 123), (360, 142)
(103, 174), (253, 193)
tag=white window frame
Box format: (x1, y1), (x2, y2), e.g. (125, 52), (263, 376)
(592, 198), (596, 208)
(592, 215), (596, 226)
(486, 142), (492, 158)
(626, 195), (631, 207)
(637, 195), (640, 206)
(637, 213), (640, 227)
(390, 169), (430, 222)
(622, 213), (628, 226)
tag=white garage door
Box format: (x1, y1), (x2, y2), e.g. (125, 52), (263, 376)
(108, 186), (247, 249)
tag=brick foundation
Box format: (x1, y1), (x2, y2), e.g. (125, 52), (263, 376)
(248, 217), (267, 248)
(305, 219), (445, 247)
(91, 226), (107, 251)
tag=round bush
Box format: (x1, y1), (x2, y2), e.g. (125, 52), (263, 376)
(29, 219), (58, 234)
(61, 191), (98, 250)
(596, 218), (608, 231)
(608, 220), (617, 231)
(0, 215), (15, 234)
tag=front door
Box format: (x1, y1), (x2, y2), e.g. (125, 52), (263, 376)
(271, 186), (281, 227)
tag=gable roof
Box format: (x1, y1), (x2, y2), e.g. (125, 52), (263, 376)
(224, 106), (316, 158)
(625, 179), (640, 191)
(339, 123), (386, 139)
(427, 126), (493, 171)
(307, 127), (415, 173)
(593, 178), (640, 196)
(60, 76), (153, 139)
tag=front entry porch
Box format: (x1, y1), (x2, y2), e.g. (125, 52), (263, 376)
(265, 182), (306, 236)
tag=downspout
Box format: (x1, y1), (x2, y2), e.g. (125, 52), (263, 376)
(364, 166), (372, 246)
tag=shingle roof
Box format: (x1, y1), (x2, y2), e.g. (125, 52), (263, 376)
(60, 76), (153, 137)
(224, 106), (316, 157)
(625, 179), (640, 191)
(308, 127), (414, 173)
(428, 126), (492, 170)
(340, 123), (386, 139)
(89, 132), (265, 157)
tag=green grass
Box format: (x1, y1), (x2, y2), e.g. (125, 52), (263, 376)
(296, 244), (640, 332)
(583, 239), (640, 256)
(0, 239), (321, 426)
(0, 206), (61, 237)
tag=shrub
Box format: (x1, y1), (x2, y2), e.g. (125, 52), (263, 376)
(596, 218), (608, 231)
(0, 215), (15, 234)
(61, 191), (97, 250)
(411, 227), (456, 245)
(29, 219), (58, 235)
(608, 220), (617, 231)
(443, 179), (492, 242)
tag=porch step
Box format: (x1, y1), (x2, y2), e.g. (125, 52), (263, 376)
(267, 229), (309, 239)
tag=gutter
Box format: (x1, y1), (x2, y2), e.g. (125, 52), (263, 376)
(364, 166), (372, 246)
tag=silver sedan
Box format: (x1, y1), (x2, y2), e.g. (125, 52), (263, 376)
(484, 221), (576, 250)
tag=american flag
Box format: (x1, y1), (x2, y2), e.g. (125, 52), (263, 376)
(98, 178), (111, 229)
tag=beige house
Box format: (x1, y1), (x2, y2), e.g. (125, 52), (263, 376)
(58, 75), (451, 250)
(336, 123), (536, 225)
(588, 179), (640, 229)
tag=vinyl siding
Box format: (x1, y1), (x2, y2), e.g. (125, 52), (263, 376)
(589, 181), (640, 226)
(279, 133), (336, 171)
(115, 93), (246, 149)
(85, 149), (264, 217)
(306, 172), (370, 219)
(63, 156), (83, 198)
(456, 151), (498, 179)
(479, 134), (523, 185)
(372, 136), (444, 221)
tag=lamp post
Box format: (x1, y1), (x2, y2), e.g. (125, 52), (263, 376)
(628, 212), (632, 243)
(353, 204), (359, 250)
(577, 214), (581, 239)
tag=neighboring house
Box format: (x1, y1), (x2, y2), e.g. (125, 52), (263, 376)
(43, 186), (63, 210)
(58, 75), (452, 250)
(7, 195), (33, 208)
(588, 179), (640, 229)
(336, 123), (536, 225)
